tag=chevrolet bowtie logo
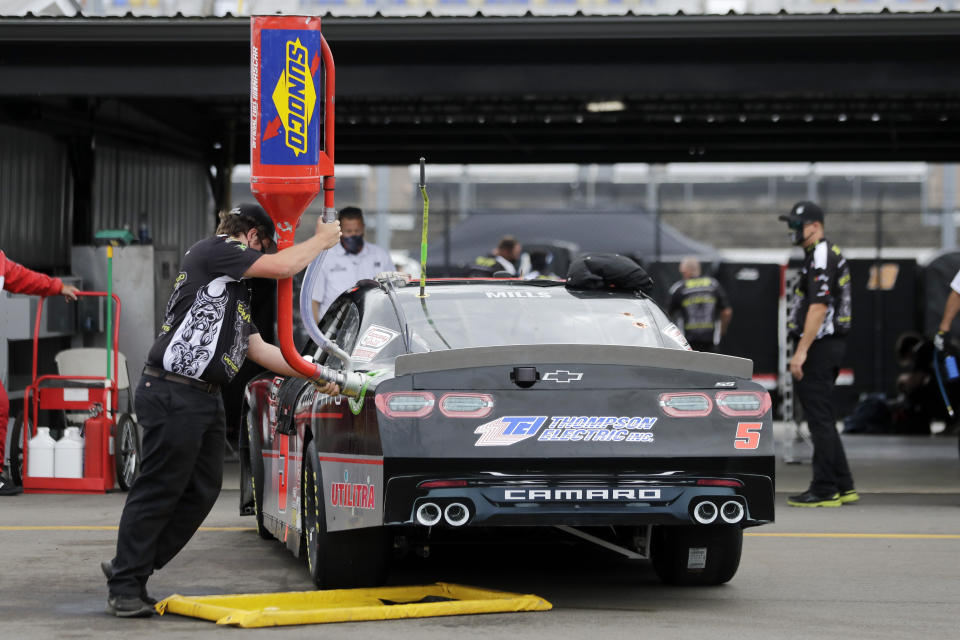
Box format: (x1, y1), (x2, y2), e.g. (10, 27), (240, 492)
(542, 370), (583, 384)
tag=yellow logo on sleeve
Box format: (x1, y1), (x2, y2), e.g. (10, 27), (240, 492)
(271, 38), (316, 157)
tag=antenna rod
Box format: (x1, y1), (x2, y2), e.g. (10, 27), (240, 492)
(418, 157), (429, 298)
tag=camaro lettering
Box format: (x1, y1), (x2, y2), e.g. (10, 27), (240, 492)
(503, 488), (661, 501)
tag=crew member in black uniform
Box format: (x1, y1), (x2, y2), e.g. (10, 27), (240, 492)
(667, 258), (732, 353)
(103, 204), (341, 617)
(780, 201), (858, 508)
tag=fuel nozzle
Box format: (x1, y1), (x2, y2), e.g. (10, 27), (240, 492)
(310, 342), (366, 398)
(313, 365), (366, 398)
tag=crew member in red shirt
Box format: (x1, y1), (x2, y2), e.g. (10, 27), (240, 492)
(1, 250), (80, 496)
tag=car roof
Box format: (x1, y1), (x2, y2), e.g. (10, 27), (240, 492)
(367, 277), (647, 301)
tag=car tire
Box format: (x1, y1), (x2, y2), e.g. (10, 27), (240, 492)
(302, 441), (390, 589)
(114, 414), (141, 491)
(8, 413), (23, 486)
(650, 524), (743, 586)
(245, 406), (273, 541)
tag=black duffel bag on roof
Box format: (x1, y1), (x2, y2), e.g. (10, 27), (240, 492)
(565, 253), (654, 295)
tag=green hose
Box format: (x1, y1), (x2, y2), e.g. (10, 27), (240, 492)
(418, 157), (429, 298)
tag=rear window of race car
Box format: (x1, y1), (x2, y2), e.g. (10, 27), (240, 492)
(349, 286), (680, 363)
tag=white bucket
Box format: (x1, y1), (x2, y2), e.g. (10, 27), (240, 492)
(54, 426), (84, 479)
(27, 426), (57, 478)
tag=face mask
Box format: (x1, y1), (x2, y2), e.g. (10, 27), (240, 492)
(788, 222), (805, 246)
(341, 235), (364, 254)
(257, 233), (277, 254)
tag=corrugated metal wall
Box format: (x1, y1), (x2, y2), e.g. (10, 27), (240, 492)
(0, 124), (71, 269)
(93, 145), (213, 257)
(0, 125), (213, 270)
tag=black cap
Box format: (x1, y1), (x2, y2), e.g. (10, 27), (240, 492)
(779, 201), (824, 226)
(230, 203), (276, 241)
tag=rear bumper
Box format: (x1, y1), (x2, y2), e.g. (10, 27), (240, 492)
(384, 469), (774, 529)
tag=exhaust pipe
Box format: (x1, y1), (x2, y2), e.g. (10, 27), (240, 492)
(443, 502), (470, 527)
(720, 500), (745, 524)
(692, 500), (718, 524)
(415, 502), (441, 527)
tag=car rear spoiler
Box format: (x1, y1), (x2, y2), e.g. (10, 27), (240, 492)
(395, 344), (752, 379)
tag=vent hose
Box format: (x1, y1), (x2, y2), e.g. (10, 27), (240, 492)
(299, 215), (357, 373)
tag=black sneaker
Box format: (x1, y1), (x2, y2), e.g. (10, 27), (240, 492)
(105, 595), (155, 618)
(787, 491), (842, 507)
(101, 561), (157, 605)
(0, 477), (23, 496)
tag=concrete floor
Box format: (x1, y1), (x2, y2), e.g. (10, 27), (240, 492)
(0, 424), (957, 639)
(770, 421), (960, 494)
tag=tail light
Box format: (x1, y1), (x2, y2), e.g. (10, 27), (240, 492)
(418, 479), (468, 488)
(439, 393), (494, 418)
(697, 478), (744, 487)
(715, 391), (771, 417)
(375, 392), (435, 418)
(658, 392), (712, 417)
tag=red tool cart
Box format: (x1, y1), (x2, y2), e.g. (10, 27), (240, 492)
(20, 291), (126, 494)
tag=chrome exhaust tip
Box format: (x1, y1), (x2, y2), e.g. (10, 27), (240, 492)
(415, 502), (441, 527)
(720, 500), (745, 524)
(693, 500), (719, 524)
(443, 502), (470, 527)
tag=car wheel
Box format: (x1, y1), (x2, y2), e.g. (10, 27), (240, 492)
(245, 406), (273, 541)
(114, 414), (141, 491)
(650, 524), (743, 586)
(8, 414), (23, 486)
(302, 441), (390, 589)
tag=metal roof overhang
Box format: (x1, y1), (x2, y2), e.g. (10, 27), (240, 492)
(1, 13), (960, 164)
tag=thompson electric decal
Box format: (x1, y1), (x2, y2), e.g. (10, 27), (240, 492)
(474, 415), (657, 447)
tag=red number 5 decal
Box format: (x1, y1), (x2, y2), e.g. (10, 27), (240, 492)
(734, 422), (763, 450)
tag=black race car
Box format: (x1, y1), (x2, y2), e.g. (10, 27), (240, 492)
(240, 274), (774, 589)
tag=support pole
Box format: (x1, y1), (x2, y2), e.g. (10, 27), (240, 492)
(943, 164), (957, 251)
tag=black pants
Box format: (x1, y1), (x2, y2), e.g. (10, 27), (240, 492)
(108, 376), (225, 597)
(795, 337), (854, 495)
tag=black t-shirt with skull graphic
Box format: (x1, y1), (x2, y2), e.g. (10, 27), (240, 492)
(147, 235), (263, 385)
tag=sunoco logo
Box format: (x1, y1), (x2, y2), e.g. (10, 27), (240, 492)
(271, 38), (316, 157)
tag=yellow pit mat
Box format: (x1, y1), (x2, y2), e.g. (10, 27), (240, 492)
(155, 582), (552, 628)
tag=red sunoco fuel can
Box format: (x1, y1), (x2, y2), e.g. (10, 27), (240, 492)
(250, 15), (333, 247)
